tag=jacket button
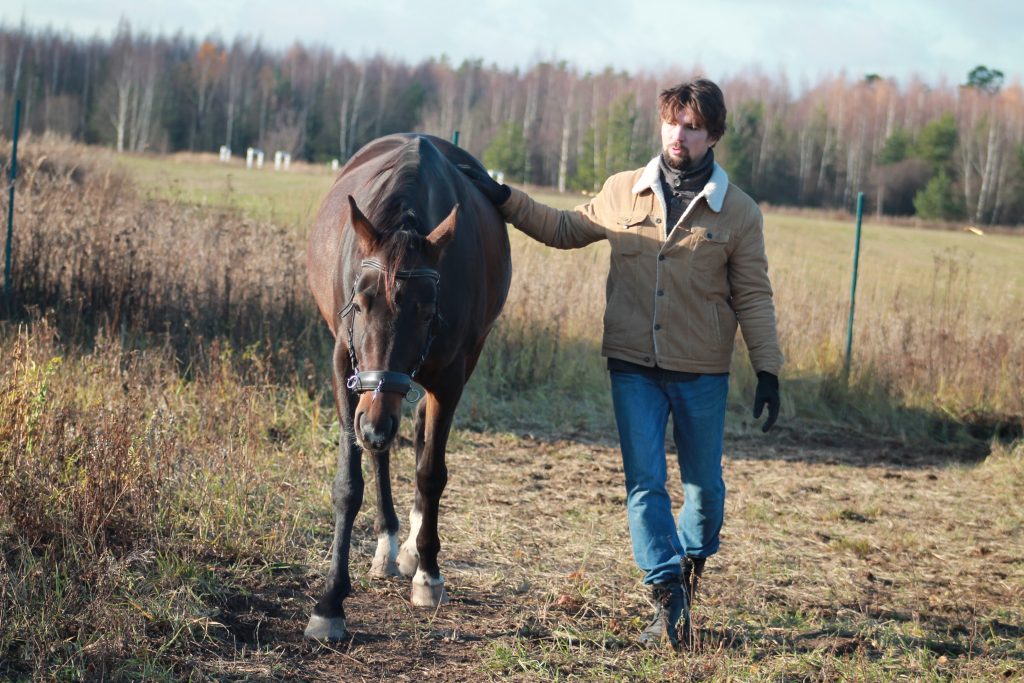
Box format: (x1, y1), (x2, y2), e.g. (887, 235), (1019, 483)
(657, 289), (664, 296)
(658, 254), (665, 261)
(654, 324), (662, 331)
(643, 356), (651, 362)
(707, 232), (714, 238)
(655, 218), (662, 224)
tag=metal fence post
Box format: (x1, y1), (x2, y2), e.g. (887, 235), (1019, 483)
(843, 191), (865, 379)
(4, 99), (22, 312)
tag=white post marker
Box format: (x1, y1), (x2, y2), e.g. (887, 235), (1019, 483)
(256, 150), (265, 169)
(283, 153), (291, 171)
(246, 147), (255, 169)
(331, 159), (339, 171)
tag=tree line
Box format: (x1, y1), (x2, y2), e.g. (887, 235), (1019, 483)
(2, 22), (1022, 225)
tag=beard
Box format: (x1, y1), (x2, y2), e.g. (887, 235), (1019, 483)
(663, 147), (692, 170)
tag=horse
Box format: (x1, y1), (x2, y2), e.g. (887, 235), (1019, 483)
(303, 133), (511, 641)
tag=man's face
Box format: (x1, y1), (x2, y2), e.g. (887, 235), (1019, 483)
(661, 107), (716, 169)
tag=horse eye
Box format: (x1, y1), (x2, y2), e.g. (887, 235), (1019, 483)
(353, 293), (372, 314)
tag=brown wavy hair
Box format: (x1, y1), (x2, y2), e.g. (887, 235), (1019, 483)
(658, 79), (728, 142)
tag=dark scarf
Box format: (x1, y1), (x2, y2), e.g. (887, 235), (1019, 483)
(659, 148), (715, 233)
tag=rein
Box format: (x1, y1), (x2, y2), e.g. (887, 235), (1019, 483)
(341, 258), (441, 402)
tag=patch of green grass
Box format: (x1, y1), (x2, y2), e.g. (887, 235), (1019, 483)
(115, 152), (335, 229)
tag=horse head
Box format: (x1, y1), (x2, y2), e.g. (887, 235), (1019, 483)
(344, 195), (457, 452)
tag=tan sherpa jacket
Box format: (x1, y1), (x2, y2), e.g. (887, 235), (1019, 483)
(498, 157), (783, 375)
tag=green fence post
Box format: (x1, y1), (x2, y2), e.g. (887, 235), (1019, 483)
(451, 130), (460, 147)
(4, 99), (22, 312)
(843, 191), (865, 380)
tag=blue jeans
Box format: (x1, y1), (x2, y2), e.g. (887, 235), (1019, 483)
(609, 369), (729, 585)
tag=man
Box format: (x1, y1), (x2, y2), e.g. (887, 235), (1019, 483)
(461, 78), (782, 650)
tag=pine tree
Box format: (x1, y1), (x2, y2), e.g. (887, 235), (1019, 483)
(482, 121), (526, 183)
(913, 170), (965, 220)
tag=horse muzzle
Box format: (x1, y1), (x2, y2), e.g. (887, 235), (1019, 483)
(355, 407), (399, 452)
(349, 371), (423, 452)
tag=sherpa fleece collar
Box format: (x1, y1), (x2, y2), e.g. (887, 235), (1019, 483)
(631, 155), (730, 213)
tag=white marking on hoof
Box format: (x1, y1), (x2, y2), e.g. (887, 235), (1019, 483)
(398, 508), (422, 578)
(370, 532), (401, 577)
(304, 614), (349, 641)
(410, 568), (449, 607)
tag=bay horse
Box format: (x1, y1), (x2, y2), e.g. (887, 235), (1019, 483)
(304, 134), (511, 640)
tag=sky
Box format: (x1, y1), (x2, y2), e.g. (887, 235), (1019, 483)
(5, 0), (1022, 87)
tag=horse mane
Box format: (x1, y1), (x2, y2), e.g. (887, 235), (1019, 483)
(362, 138), (437, 307)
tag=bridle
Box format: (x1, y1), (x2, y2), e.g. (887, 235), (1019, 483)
(340, 258), (441, 402)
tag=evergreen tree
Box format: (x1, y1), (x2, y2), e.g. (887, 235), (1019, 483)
(965, 65), (1004, 94)
(914, 113), (958, 174)
(571, 94), (650, 191)
(721, 100), (763, 192)
(482, 121), (526, 182)
(878, 128), (913, 165)
(913, 170), (965, 220)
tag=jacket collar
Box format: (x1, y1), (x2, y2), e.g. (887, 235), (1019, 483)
(631, 154), (729, 213)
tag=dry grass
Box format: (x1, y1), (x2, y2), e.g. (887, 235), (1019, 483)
(0, 318), (345, 681)
(2, 331), (1021, 680)
(524, 188), (1024, 438)
(3, 137), (327, 377)
(1, 140), (1022, 680)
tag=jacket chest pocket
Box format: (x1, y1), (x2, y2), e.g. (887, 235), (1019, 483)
(689, 226), (730, 271)
(610, 212), (651, 256)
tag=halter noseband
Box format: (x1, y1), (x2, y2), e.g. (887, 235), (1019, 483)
(341, 258), (441, 402)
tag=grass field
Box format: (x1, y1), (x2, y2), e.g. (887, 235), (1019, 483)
(1, 142), (1021, 681)
(115, 151), (1024, 431)
(115, 152), (337, 229)
(115, 153), (1024, 307)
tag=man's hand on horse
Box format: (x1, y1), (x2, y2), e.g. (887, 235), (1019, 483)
(456, 164), (511, 206)
(753, 371), (780, 433)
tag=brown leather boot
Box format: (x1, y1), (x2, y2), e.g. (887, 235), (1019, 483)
(638, 579), (688, 650)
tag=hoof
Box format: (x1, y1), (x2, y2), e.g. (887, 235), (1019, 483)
(304, 614), (349, 641)
(410, 570), (450, 607)
(371, 534), (400, 578)
(369, 557), (401, 578)
(397, 545), (419, 578)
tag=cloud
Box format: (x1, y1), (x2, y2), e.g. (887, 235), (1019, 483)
(7, 0), (1021, 85)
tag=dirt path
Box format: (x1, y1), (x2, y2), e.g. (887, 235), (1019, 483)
(199, 429), (1023, 681)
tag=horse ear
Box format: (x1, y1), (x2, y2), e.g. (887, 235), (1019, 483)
(347, 196), (378, 252)
(425, 203), (458, 259)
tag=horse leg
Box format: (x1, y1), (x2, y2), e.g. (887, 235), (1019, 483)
(397, 399), (428, 578)
(369, 447), (401, 577)
(408, 373), (464, 607)
(305, 346), (363, 641)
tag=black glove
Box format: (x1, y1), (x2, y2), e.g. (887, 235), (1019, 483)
(752, 371), (780, 433)
(456, 164), (511, 206)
